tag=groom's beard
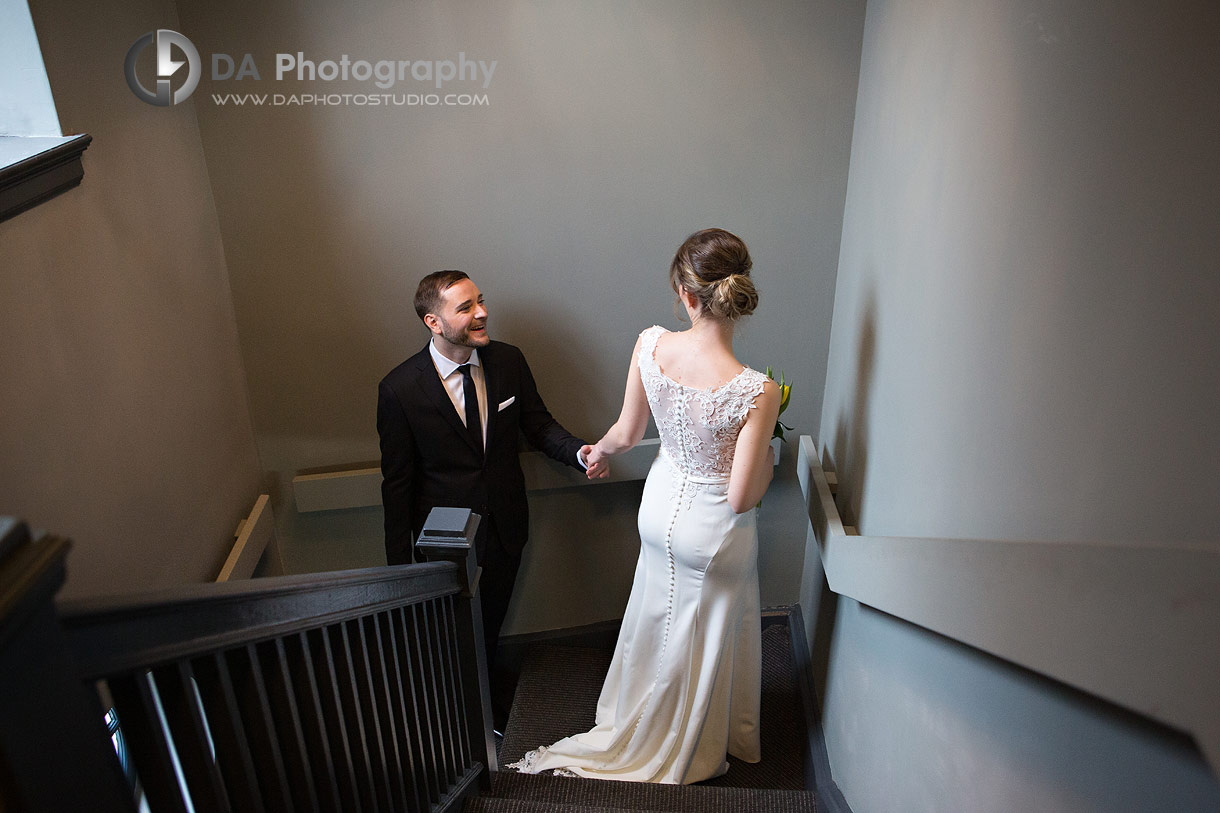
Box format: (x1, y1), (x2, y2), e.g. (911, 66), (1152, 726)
(437, 314), (490, 348)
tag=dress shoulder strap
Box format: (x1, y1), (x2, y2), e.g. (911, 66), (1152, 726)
(721, 367), (771, 425)
(637, 325), (666, 371)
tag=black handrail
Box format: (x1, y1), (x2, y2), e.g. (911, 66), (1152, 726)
(0, 513), (494, 813)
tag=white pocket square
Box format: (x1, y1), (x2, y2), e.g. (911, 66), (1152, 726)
(498, 396), (515, 411)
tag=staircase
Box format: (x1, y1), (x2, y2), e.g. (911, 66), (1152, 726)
(465, 622), (821, 812)
(0, 512), (826, 812)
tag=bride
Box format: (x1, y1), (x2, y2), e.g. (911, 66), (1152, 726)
(510, 228), (781, 784)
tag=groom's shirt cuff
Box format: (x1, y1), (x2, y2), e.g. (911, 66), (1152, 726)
(576, 448), (589, 470)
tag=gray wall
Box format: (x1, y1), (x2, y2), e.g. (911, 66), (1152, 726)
(814, 0), (1220, 809)
(1, 0), (263, 600)
(175, 0), (866, 632)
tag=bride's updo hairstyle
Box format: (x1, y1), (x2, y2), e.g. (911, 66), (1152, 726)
(669, 228), (759, 321)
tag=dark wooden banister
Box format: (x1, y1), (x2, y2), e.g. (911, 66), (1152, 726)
(0, 510), (495, 812)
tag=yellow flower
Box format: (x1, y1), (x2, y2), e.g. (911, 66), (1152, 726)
(765, 367), (794, 441)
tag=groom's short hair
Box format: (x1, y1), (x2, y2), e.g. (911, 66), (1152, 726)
(414, 270), (470, 322)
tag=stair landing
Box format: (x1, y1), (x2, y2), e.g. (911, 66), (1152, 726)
(471, 620), (818, 811)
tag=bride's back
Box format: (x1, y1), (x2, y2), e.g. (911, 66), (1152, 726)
(639, 325), (769, 480)
(651, 330), (744, 391)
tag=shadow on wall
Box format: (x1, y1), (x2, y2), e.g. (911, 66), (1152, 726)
(813, 285), (876, 716)
(829, 284), (876, 530)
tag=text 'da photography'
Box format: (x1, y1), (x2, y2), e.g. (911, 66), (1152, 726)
(124, 28), (496, 110)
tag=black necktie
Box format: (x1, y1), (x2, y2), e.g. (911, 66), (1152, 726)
(458, 363), (483, 455)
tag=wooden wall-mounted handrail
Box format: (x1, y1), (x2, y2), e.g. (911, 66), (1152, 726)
(217, 494), (274, 581)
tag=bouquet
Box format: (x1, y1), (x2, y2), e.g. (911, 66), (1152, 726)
(765, 367), (793, 441)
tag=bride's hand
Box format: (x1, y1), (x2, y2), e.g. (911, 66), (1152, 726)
(582, 444), (611, 479)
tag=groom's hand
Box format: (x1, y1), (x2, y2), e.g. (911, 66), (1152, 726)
(581, 444), (611, 479)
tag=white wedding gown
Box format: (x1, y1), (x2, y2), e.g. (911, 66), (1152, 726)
(509, 325), (768, 784)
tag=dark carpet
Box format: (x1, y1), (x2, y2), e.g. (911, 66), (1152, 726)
(476, 771), (818, 812)
(500, 622), (808, 792)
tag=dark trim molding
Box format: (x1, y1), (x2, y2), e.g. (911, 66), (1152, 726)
(0, 134), (91, 223)
(780, 605), (854, 813)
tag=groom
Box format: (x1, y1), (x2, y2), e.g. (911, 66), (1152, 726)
(377, 270), (603, 722)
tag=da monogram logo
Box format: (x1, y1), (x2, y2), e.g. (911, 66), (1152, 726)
(124, 29), (201, 106)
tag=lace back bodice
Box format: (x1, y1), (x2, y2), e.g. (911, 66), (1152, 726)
(638, 325), (769, 480)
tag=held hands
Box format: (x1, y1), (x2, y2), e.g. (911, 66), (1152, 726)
(581, 444), (611, 479)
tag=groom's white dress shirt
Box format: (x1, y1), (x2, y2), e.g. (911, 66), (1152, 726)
(429, 338), (587, 468)
(429, 339), (488, 445)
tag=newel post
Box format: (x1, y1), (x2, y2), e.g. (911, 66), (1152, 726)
(415, 508), (497, 783)
(0, 518), (134, 812)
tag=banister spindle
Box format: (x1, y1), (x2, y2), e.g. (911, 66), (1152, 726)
(192, 652), (266, 812)
(352, 617), (394, 811)
(331, 623), (379, 811)
(260, 638), (321, 812)
(366, 611), (411, 810)
(408, 601), (446, 803)
(283, 631), (343, 811)
(227, 645), (293, 811)
(393, 605), (436, 810)
(440, 595), (473, 766)
(107, 672), (191, 813)
(148, 661), (231, 811)
(376, 610), (422, 813)
(309, 627), (363, 809)
(424, 599), (459, 783)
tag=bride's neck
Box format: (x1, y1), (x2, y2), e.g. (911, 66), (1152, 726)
(686, 313), (735, 349)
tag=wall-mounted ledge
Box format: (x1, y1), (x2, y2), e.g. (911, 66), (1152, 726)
(292, 439), (663, 513)
(292, 466), (382, 513)
(796, 434), (1220, 776)
(0, 134), (91, 223)
(293, 436), (784, 512)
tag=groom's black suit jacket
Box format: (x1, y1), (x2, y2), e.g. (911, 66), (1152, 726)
(377, 340), (586, 566)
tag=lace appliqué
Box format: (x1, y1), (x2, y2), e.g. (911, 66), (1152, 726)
(506, 747), (578, 777)
(637, 326), (769, 489)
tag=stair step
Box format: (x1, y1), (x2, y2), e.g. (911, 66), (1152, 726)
(464, 797), (629, 813)
(483, 770), (818, 812)
(501, 644), (610, 767)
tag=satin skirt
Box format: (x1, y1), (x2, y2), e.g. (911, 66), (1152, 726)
(513, 450), (761, 784)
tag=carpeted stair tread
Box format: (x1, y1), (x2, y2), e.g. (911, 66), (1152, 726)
(500, 643), (610, 766)
(464, 796), (636, 813)
(502, 623), (807, 792)
(482, 770), (818, 812)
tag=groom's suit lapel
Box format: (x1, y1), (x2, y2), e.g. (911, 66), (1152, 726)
(413, 346), (483, 457)
(482, 344), (503, 453)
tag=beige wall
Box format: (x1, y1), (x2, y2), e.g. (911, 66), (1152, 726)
(0, 0), (263, 600)
(814, 0), (1220, 809)
(174, 0), (866, 631)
